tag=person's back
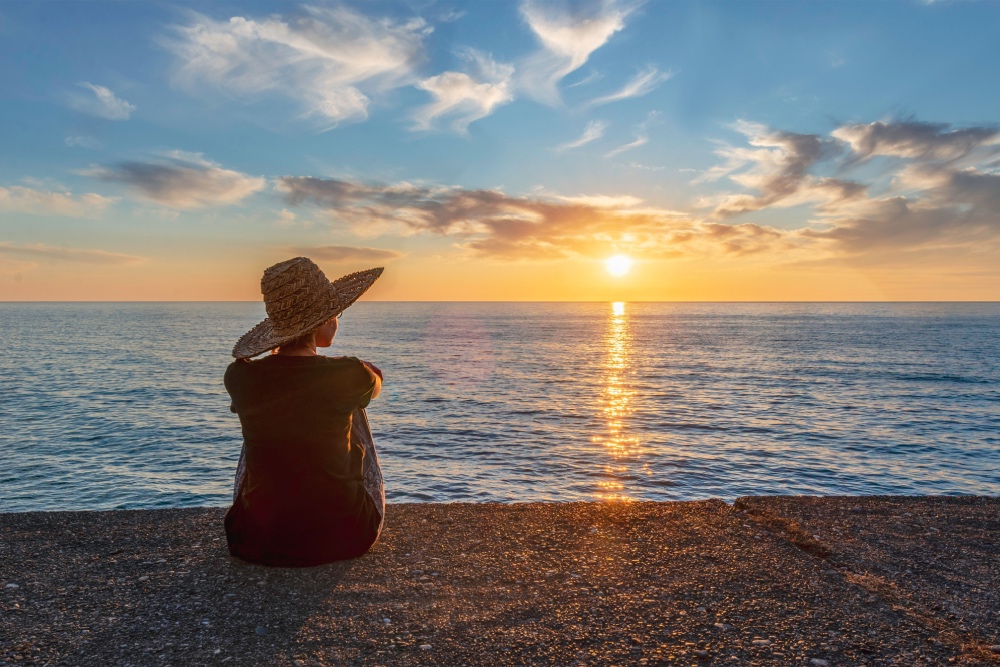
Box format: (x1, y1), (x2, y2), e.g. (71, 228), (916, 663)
(224, 258), (385, 567)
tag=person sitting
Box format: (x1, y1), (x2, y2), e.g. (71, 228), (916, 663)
(224, 257), (385, 566)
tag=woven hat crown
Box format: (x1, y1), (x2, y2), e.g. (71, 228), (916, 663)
(261, 257), (337, 337)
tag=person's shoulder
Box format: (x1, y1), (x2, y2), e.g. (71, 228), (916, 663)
(225, 356), (272, 375)
(319, 355), (374, 384)
(320, 356), (376, 403)
(316, 355), (367, 378)
(318, 355), (365, 368)
(223, 357), (254, 390)
(225, 358), (251, 373)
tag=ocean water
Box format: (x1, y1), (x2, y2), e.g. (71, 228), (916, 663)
(0, 302), (998, 512)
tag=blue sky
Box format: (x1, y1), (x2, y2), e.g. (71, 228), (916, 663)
(1, 0), (999, 300)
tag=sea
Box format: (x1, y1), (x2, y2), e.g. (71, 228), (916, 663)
(1, 302), (998, 512)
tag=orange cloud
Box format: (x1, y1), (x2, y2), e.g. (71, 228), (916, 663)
(0, 242), (146, 265)
(0, 186), (117, 217)
(277, 175), (800, 261)
(283, 245), (404, 262)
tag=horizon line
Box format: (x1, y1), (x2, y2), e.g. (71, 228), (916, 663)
(2, 300), (999, 305)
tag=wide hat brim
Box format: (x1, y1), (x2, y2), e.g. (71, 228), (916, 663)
(232, 266), (383, 359)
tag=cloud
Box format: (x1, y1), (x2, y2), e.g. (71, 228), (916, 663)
(802, 194), (998, 254)
(276, 209), (298, 227)
(0, 185), (117, 217)
(604, 134), (647, 158)
(65, 135), (103, 150)
(68, 83), (135, 120)
(165, 5), (429, 127)
(268, 116), (1000, 265)
(585, 65), (672, 108)
(436, 8), (468, 23)
(698, 120), (863, 217)
(699, 117), (1000, 258)
(284, 245), (404, 262)
(832, 120), (1000, 163)
(413, 50), (514, 132)
(86, 152), (265, 209)
(0, 242), (146, 265)
(276, 116), (1000, 264)
(802, 165), (1000, 253)
(277, 175), (795, 260)
(557, 120), (608, 151)
(566, 70), (603, 88)
(605, 110), (659, 158)
(518, 0), (635, 104)
(553, 194), (644, 208)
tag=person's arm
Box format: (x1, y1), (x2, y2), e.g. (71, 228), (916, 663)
(224, 361), (241, 413)
(360, 360), (383, 399)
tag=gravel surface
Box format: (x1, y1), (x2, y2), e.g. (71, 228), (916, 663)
(736, 495), (1000, 664)
(2, 499), (998, 666)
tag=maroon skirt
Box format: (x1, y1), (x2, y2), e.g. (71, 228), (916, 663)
(224, 407), (386, 567)
(224, 487), (381, 567)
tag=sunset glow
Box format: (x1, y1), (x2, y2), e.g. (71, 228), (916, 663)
(0, 2), (997, 301)
(605, 255), (634, 277)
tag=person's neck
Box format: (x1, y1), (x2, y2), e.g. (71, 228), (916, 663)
(277, 347), (317, 357)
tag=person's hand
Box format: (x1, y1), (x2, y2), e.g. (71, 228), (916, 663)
(361, 360), (383, 400)
(361, 360), (383, 381)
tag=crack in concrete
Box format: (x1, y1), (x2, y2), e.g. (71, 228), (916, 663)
(734, 498), (1000, 666)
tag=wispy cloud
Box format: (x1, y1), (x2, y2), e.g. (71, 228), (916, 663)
(68, 83), (135, 120)
(802, 162), (1000, 253)
(566, 70), (603, 88)
(273, 116), (1000, 264)
(276, 175), (789, 260)
(164, 5), (429, 128)
(700, 117), (1000, 256)
(604, 134), (647, 158)
(552, 193), (644, 207)
(413, 49), (514, 133)
(605, 111), (658, 158)
(85, 152), (265, 209)
(557, 120), (608, 151)
(697, 120), (860, 217)
(832, 120), (1000, 163)
(284, 245), (404, 262)
(0, 185), (117, 217)
(65, 135), (103, 150)
(0, 242), (146, 265)
(585, 65), (671, 108)
(518, 0), (635, 105)
(436, 8), (468, 23)
(276, 209), (299, 227)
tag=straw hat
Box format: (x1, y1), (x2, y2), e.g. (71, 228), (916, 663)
(232, 257), (383, 359)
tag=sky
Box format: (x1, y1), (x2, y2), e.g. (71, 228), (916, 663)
(1, 0), (999, 301)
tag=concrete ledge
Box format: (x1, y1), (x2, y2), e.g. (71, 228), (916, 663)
(735, 495), (1000, 664)
(2, 499), (998, 666)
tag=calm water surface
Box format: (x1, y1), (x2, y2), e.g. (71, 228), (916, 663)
(1, 302), (998, 511)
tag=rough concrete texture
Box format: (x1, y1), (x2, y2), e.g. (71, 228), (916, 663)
(1, 498), (998, 666)
(736, 495), (1000, 664)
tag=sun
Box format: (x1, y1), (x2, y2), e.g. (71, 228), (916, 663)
(605, 255), (633, 277)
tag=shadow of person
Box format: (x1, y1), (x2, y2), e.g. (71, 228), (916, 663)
(0, 507), (369, 666)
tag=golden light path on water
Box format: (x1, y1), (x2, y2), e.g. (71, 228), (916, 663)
(592, 301), (647, 501)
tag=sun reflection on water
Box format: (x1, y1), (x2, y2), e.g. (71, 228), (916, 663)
(593, 301), (644, 501)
